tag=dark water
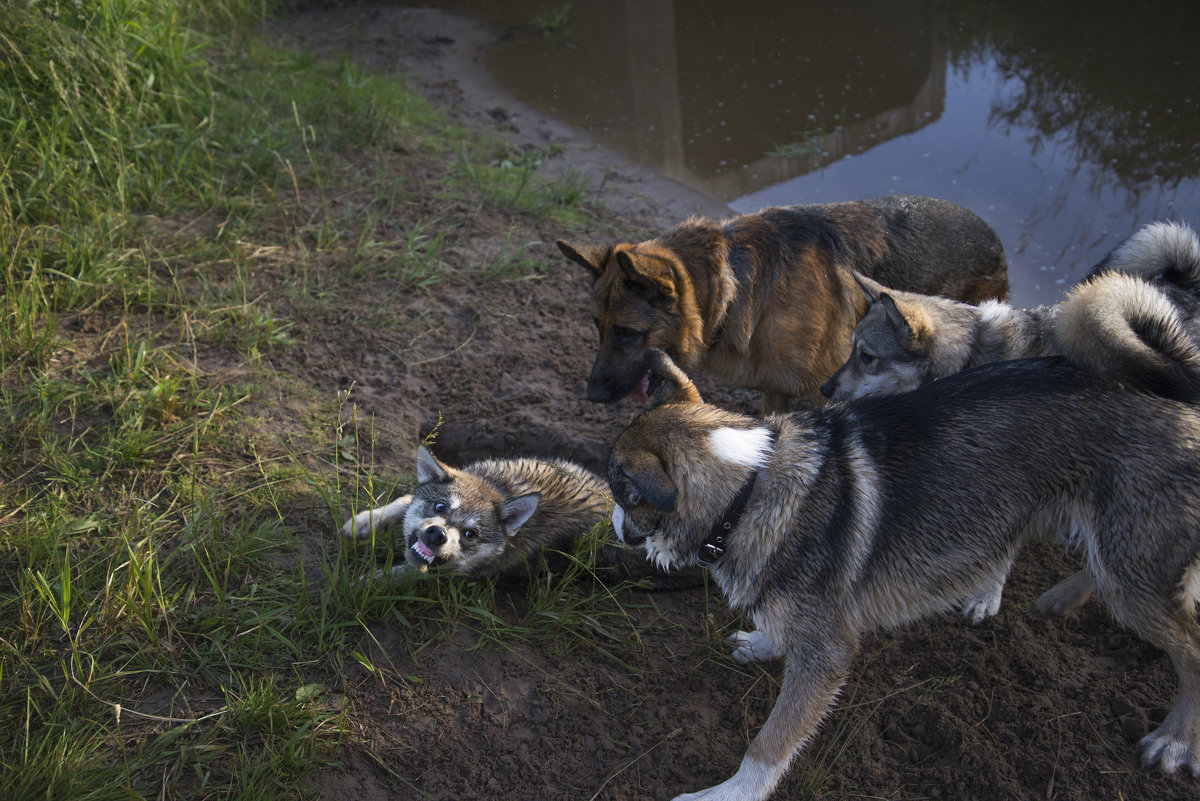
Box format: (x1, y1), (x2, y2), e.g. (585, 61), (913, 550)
(434, 0), (1200, 306)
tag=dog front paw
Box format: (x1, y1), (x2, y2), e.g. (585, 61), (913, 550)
(1141, 723), (1200, 776)
(673, 785), (750, 801)
(671, 756), (780, 801)
(341, 511), (367, 539)
(340, 494), (413, 539)
(727, 629), (781, 665)
(961, 578), (1004, 625)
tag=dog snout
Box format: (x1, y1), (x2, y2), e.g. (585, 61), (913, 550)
(587, 377), (618, 403)
(820, 368), (843, 400)
(420, 525), (447, 548)
(612, 506), (646, 546)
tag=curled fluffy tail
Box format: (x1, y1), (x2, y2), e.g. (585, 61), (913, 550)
(1090, 220), (1200, 294)
(1056, 269), (1200, 402)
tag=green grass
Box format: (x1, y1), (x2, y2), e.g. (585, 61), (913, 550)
(0, 2), (618, 796)
(453, 141), (593, 226)
(531, 3), (575, 38)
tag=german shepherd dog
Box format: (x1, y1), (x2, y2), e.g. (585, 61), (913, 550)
(557, 195), (1008, 413)
(607, 350), (1200, 800)
(821, 220), (1200, 402)
(342, 445), (695, 587)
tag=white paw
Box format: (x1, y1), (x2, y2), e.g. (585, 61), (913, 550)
(671, 756), (779, 800)
(727, 629), (781, 665)
(340, 494), (412, 539)
(1141, 724), (1200, 776)
(961, 579), (1003, 625)
(673, 784), (750, 801)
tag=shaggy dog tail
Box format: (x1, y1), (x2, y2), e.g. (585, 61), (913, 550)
(1090, 220), (1200, 295)
(1057, 223), (1200, 402)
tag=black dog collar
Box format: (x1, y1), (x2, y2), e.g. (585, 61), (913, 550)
(698, 470), (758, 567)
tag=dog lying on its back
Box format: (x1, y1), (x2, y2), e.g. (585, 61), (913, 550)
(821, 220), (1200, 402)
(559, 195), (1008, 412)
(342, 445), (697, 587)
(608, 350), (1200, 800)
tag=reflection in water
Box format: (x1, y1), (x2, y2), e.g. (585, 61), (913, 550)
(467, 0), (947, 198)
(434, 0), (1200, 306)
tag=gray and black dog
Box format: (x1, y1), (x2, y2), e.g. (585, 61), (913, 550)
(608, 349), (1200, 801)
(821, 220), (1200, 403)
(820, 220), (1200, 617)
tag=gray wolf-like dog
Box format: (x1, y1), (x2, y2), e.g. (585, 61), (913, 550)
(558, 195), (1008, 412)
(342, 445), (695, 587)
(607, 349), (1200, 800)
(821, 220), (1200, 402)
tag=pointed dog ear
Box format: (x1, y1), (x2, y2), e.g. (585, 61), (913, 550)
(877, 293), (920, 343)
(415, 445), (451, 484)
(615, 250), (676, 301)
(621, 453), (677, 513)
(556, 240), (609, 277)
(500, 492), (540, 535)
(852, 270), (885, 303)
(645, 348), (702, 406)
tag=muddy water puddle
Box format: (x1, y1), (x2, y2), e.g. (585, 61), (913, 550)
(422, 0), (1200, 305)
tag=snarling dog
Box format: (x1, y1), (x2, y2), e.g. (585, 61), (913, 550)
(607, 350), (1200, 800)
(558, 195), (1008, 412)
(342, 445), (697, 587)
(821, 220), (1200, 402)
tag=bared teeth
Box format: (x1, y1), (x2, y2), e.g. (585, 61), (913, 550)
(411, 541), (436, 563)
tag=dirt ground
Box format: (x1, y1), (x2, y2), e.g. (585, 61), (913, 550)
(270, 5), (1196, 800)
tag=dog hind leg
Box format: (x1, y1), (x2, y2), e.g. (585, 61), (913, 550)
(1102, 556), (1200, 774)
(1033, 570), (1096, 617)
(1140, 627), (1200, 775)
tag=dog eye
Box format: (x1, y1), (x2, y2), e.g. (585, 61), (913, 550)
(433, 502), (447, 514)
(859, 351), (876, 366)
(613, 326), (642, 346)
(462, 528), (477, 540)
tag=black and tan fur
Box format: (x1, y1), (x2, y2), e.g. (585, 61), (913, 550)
(822, 220), (1200, 402)
(342, 445), (695, 586)
(558, 195), (1008, 412)
(608, 350), (1200, 801)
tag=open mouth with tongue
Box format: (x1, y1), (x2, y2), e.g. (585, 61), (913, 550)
(629, 370), (666, 404)
(630, 370), (653, 403)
